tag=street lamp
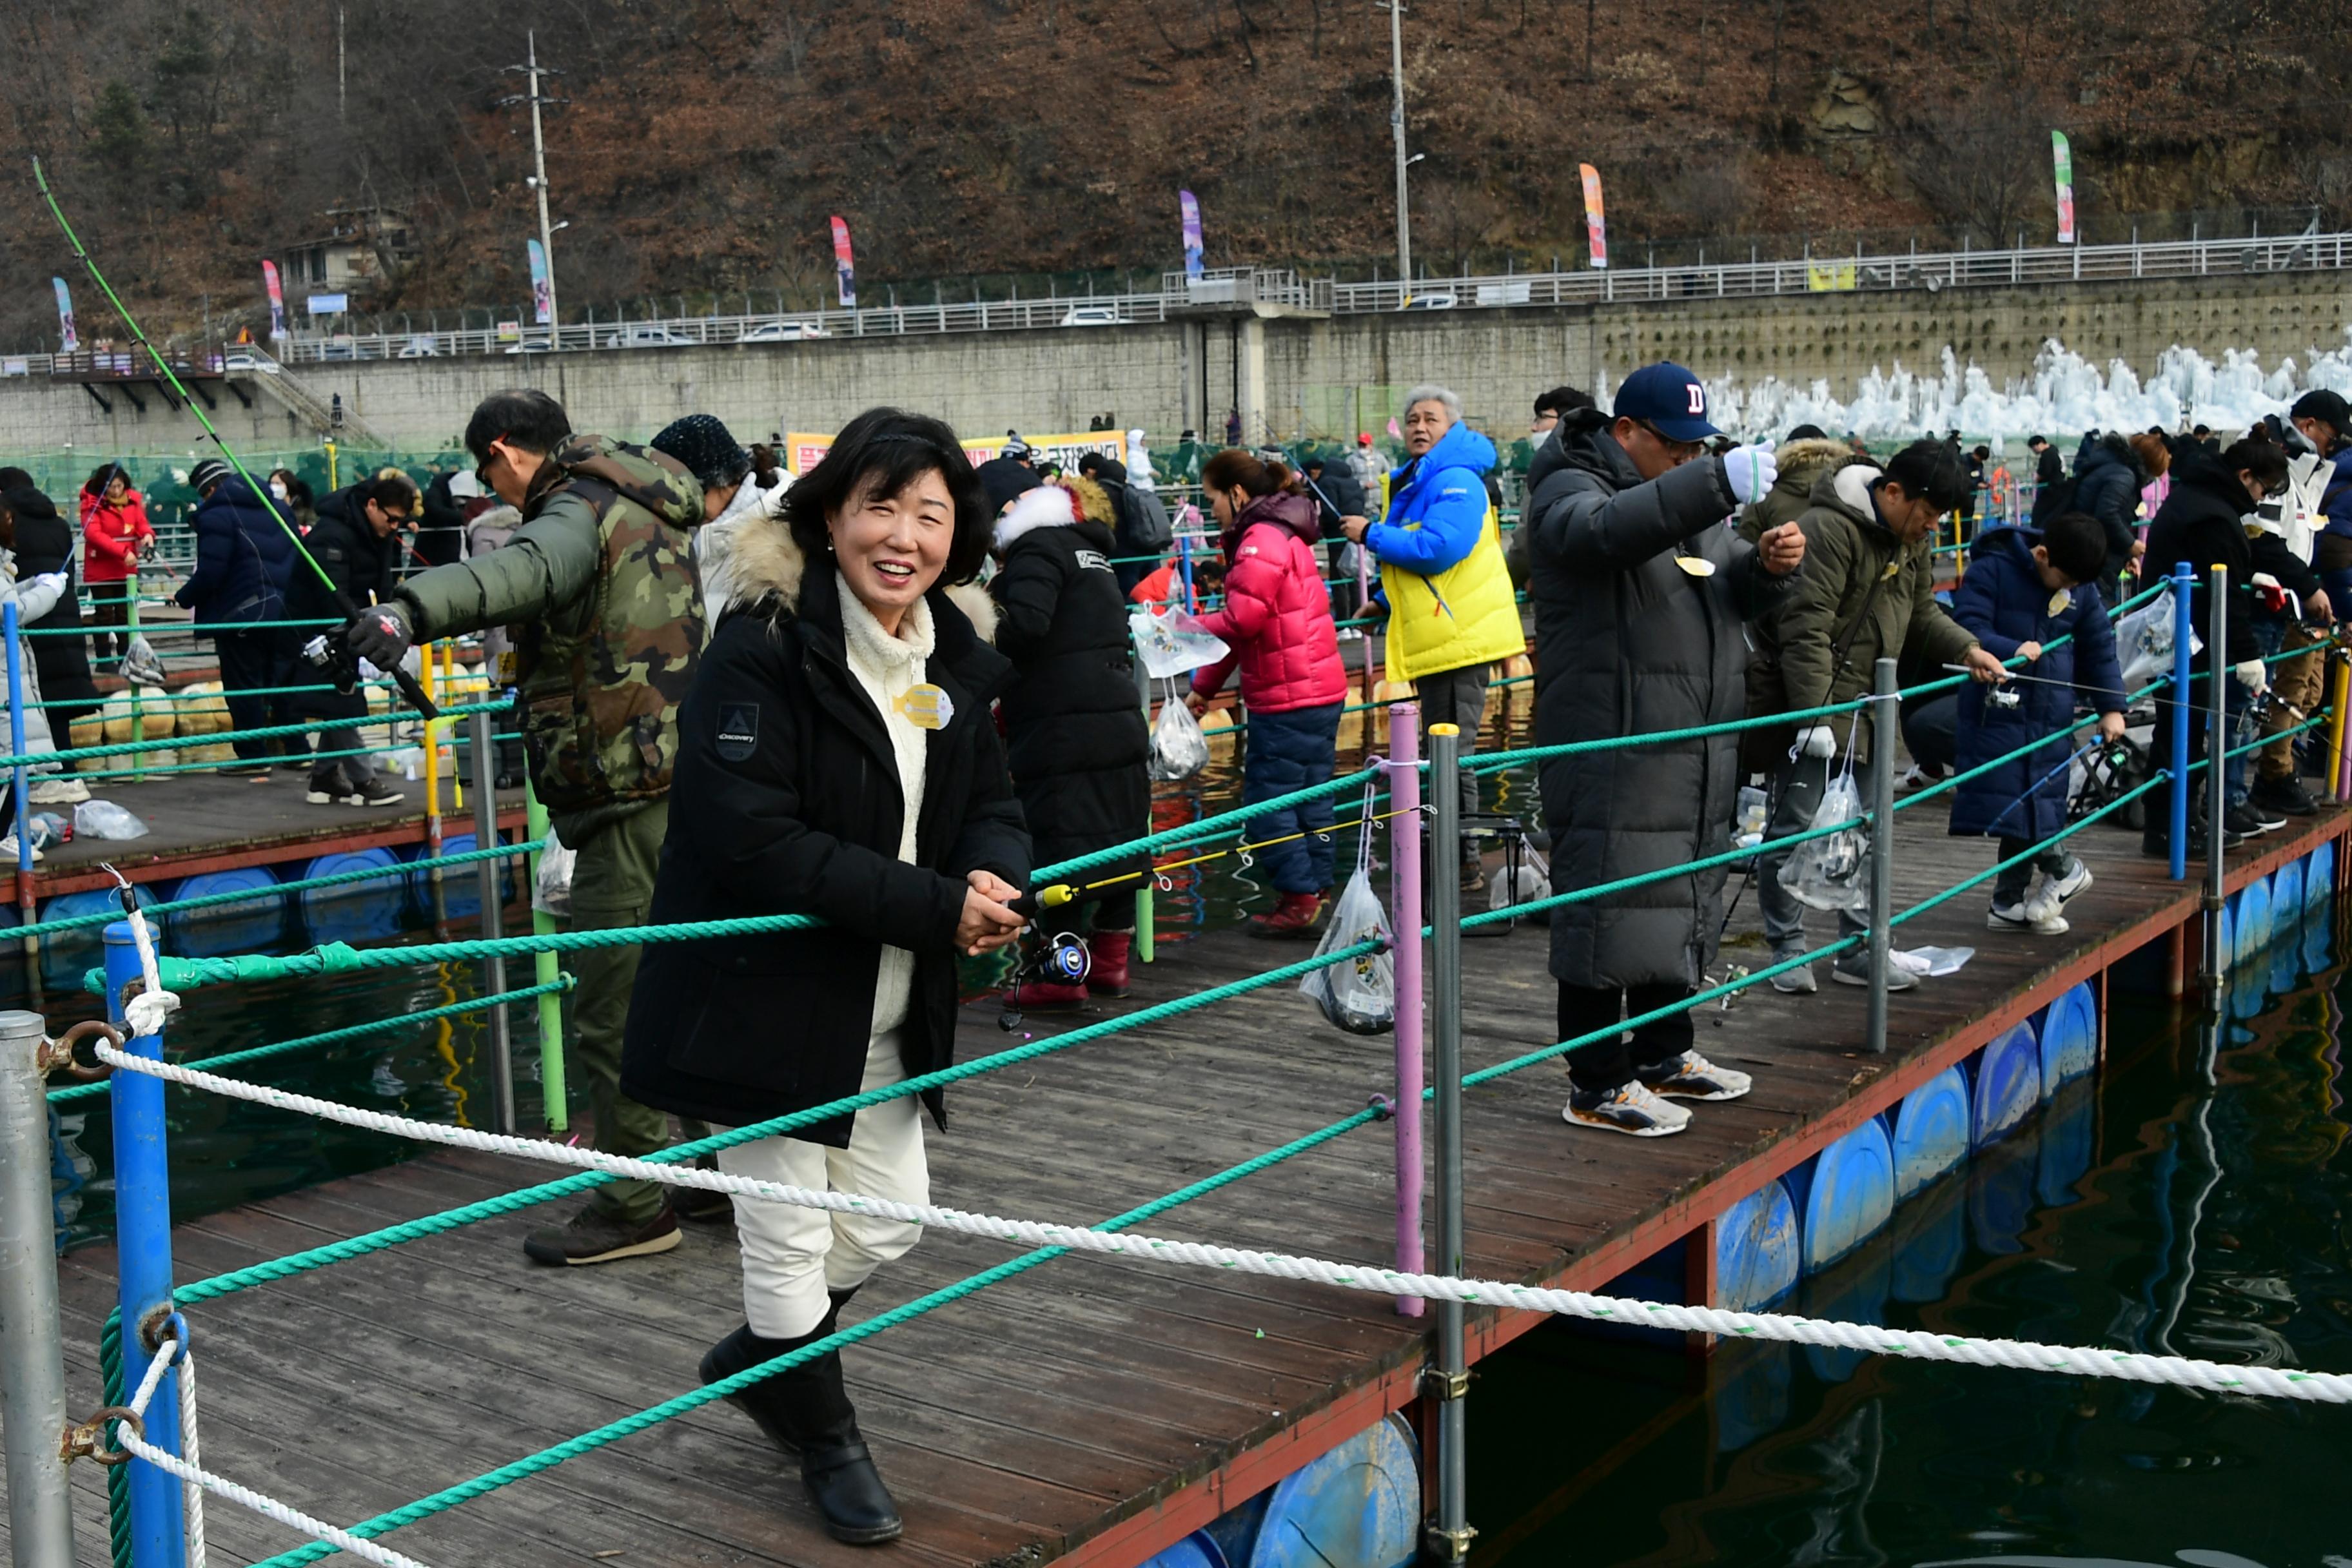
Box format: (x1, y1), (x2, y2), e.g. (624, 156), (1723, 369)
(1384, 0), (1412, 292)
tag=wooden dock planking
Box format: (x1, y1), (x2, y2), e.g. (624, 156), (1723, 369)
(8, 803), (2343, 1568)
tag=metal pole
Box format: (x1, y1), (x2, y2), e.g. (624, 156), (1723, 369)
(2331, 654), (2352, 806)
(523, 779), (567, 1131)
(1425, 723), (1471, 1561)
(2202, 565), (2228, 991)
(0, 1009), (75, 1565)
(2170, 562), (2193, 880)
(469, 707), (514, 1134)
(1387, 0), (1411, 292)
(1867, 658), (1897, 1054)
(1386, 701), (1424, 1318)
(527, 31), (560, 329)
(5, 605), (35, 959)
(105, 921), (186, 1567)
(124, 591), (143, 779)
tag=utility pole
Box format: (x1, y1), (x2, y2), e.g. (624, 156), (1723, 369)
(337, 5), (346, 121)
(502, 34), (565, 332)
(1387, 0), (1411, 293)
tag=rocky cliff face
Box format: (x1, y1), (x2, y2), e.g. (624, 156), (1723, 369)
(2, 0), (2340, 346)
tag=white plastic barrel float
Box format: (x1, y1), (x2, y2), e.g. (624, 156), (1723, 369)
(2034, 983), (2098, 1093)
(297, 848), (407, 945)
(2308, 838), (2337, 905)
(1713, 1179), (1800, 1311)
(2230, 873), (2272, 965)
(2270, 857), (2305, 924)
(406, 831), (512, 923)
(1783, 1118), (1894, 1275)
(38, 885), (155, 990)
(1883, 1067), (1970, 1202)
(167, 867), (287, 959)
(1967, 1021), (2042, 1147)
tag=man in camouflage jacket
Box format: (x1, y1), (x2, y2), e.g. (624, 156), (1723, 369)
(346, 387), (710, 1266)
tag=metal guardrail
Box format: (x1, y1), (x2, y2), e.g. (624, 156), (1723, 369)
(8, 232), (2347, 373)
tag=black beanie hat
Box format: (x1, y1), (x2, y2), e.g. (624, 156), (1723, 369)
(2291, 389), (2351, 434)
(651, 413), (751, 489)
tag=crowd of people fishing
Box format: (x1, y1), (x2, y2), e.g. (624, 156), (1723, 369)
(9, 368), (2350, 1540)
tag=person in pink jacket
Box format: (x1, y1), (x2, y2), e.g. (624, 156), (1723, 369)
(78, 462), (153, 660)
(1187, 449), (1348, 936)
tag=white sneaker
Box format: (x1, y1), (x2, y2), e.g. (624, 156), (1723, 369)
(0, 835), (43, 865)
(1636, 1050), (1753, 1101)
(1563, 1081), (1692, 1137)
(2043, 857), (2093, 906)
(27, 778), (88, 805)
(1987, 892), (2069, 935)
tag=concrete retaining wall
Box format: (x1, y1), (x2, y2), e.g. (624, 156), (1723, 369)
(8, 270), (2346, 455)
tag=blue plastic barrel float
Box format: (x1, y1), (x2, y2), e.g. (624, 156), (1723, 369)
(407, 831), (511, 923)
(167, 867), (287, 959)
(2231, 874), (2272, 965)
(1887, 1171), (1969, 1305)
(2304, 901), (2333, 978)
(1968, 1023), (2042, 1148)
(2035, 983), (2098, 1093)
(2212, 899), (2235, 974)
(2229, 944), (2272, 1022)
(1799, 1246), (1893, 1386)
(2306, 839), (2335, 907)
(1966, 1119), (2040, 1256)
(1140, 1533), (1230, 1568)
(2270, 858), (2304, 925)
(1242, 1415), (1418, 1568)
(2034, 1077), (2097, 1211)
(1885, 1068), (1971, 1202)
(38, 885), (153, 989)
(1713, 1340), (1793, 1455)
(1714, 1179), (1800, 1312)
(297, 848), (407, 945)
(1783, 1118), (1894, 1275)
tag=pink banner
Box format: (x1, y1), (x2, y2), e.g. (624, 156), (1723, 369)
(1180, 190), (1204, 280)
(1580, 164), (1608, 270)
(261, 260), (286, 339)
(829, 216), (856, 308)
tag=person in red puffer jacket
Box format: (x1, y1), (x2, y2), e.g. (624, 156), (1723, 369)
(78, 462), (153, 661)
(1187, 448), (1348, 937)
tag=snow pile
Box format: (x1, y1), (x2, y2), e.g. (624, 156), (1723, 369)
(1640, 328), (2352, 443)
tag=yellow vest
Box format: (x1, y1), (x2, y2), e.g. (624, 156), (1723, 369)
(1380, 505), (1524, 683)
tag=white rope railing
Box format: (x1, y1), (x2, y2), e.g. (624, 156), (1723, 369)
(95, 1043), (2352, 1406)
(116, 1329), (440, 1568)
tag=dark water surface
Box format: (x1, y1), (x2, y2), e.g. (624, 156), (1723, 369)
(1475, 908), (2352, 1567)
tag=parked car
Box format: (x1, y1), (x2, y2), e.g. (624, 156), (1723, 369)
(738, 321), (829, 343)
(318, 337), (359, 360)
(220, 350), (280, 376)
(502, 332), (553, 355)
(1057, 306), (1122, 328)
(397, 335), (440, 358)
(598, 324), (698, 349)
(1400, 293), (1457, 311)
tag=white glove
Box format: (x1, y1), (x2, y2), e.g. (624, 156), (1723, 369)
(30, 573), (66, 595)
(1721, 445), (1779, 506)
(1794, 723), (1837, 759)
(2233, 659), (2269, 694)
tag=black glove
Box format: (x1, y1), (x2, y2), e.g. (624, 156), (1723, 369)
(344, 600), (415, 670)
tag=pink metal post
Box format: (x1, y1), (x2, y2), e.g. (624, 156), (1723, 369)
(1387, 701), (1425, 1317)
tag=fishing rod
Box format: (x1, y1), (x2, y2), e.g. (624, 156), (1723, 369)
(1941, 663), (2313, 723)
(31, 159), (438, 721)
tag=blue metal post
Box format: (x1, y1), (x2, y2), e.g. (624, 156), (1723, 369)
(105, 921), (186, 1567)
(2170, 561), (2193, 882)
(1178, 531), (1197, 612)
(5, 603), (34, 935)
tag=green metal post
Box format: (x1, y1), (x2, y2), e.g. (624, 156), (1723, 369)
(525, 780), (567, 1130)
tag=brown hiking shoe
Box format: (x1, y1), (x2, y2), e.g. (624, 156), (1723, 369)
(522, 1199), (681, 1265)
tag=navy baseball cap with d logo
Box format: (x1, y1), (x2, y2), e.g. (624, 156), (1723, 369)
(1613, 362), (1721, 442)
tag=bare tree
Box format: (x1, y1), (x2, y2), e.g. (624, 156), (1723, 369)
(1897, 79), (2059, 242)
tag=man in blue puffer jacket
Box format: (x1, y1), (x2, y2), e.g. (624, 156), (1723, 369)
(176, 458), (298, 774)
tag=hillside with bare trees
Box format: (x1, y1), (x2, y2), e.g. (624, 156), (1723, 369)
(1, 0), (2344, 345)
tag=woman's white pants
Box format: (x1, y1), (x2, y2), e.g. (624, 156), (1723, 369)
(719, 1029), (929, 1340)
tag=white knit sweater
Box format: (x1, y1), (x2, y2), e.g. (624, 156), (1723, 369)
(835, 573), (935, 1039)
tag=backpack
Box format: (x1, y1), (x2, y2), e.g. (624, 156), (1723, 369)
(1119, 483), (1174, 554)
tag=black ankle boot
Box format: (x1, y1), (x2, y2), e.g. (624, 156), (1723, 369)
(700, 1322), (903, 1545)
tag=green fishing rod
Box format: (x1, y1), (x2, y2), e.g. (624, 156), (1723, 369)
(31, 157), (439, 720)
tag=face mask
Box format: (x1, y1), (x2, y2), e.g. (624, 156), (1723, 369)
(268, 480), (288, 500)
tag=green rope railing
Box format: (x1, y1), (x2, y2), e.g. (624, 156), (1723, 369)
(170, 939), (1378, 1306)
(18, 617), (343, 638)
(46, 975), (573, 1104)
(0, 700), (502, 771)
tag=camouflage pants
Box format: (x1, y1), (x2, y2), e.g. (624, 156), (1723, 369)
(567, 800), (703, 1223)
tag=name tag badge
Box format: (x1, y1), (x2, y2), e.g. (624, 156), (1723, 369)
(2048, 588), (2073, 616)
(1881, 560), (1901, 580)
(1674, 553), (1716, 578)
(895, 683), (954, 730)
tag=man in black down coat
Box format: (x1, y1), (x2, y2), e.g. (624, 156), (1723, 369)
(175, 460), (300, 770)
(0, 476), (99, 734)
(2140, 436), (2288, 858)
(2046, 431), (2144, 602)
(986, 476), (1150, 1005)
(1522, 366), (1806, 1137)
(288, 475), (411, 804)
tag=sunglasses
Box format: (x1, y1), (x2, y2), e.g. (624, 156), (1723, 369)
(474, 435), (508, 490)
(1635, 421), (1705, 462)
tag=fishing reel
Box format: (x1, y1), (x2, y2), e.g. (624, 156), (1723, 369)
(1986, 685), (2024, 711)
(299, 632), (365, 697)
(996, 930), (1091, 1032)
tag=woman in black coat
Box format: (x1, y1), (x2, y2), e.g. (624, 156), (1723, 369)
(620, 408), (1028, 1545)
(986, 474), (1150, 1006)
(0, 478), (99, 734)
